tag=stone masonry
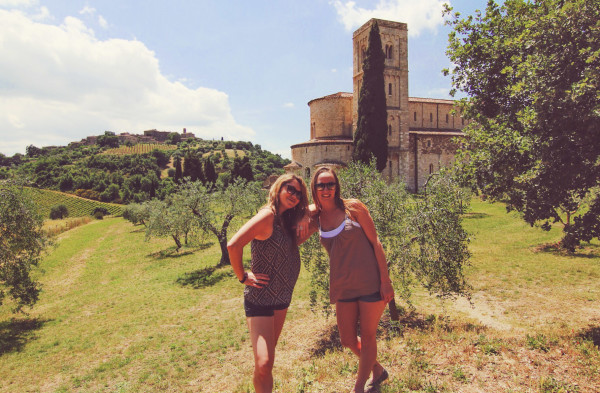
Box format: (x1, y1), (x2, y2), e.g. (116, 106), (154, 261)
(287, 18), (469, 192)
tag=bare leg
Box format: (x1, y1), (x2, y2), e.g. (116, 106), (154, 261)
(354, 300), (386, 393)
(247, 308), (288, 393)
(336, 302), (386, 392)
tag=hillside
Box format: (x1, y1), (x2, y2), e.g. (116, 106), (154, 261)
(1, 137), (290, 206)
(0, 199), (598, 392)
(24, 187), (124, 218)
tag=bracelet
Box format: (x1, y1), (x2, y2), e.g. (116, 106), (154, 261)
(239, 272), (248, 284)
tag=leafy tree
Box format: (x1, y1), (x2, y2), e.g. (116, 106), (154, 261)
(26, 144), (43, 158)
(183, 151), (204, 182)
(49, 204), (69, 219)
(144, 197), (196, 251)
(167, 132), (181, 145)
(232, 155), (254, 182)
(352, 21), (388, 171)
(96, 131), (119, 148)
(203, 158), (217, 185)
(0, 181), (47, 311)
(123, 202), (151, 226)
(151, 148), (170, 168)
(178, 179), (264, 266)
(444, 0), (600, 251)
(301, 161), (471, 319)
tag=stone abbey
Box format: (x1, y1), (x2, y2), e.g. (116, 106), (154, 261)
(286, 18), (469, 192)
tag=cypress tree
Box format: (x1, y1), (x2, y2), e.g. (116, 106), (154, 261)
(352, 21), (388, 171)
(204, 158), (217, 185)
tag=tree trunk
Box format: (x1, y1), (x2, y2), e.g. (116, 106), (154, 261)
(217, 236), (230, 267)
(172, 235), (182, 252)
(388, 298), (400, 322)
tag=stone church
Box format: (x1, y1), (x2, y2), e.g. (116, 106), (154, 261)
(285, 18), (469, 192)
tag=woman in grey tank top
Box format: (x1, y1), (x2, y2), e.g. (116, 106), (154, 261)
(228, 174), (309, 393)
(307, 167), (394, 393)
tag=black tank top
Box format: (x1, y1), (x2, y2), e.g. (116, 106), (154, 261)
(244, 215), (301, 306)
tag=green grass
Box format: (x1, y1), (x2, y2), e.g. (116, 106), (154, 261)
(25, 187), (124, 218)
(0, 198), (599, 392)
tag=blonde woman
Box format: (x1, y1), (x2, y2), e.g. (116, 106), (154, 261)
(227, 174), (309, 393)
(308, 167), (394, 393)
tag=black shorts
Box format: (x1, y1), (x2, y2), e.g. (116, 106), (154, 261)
(244, 299), (289, 317)
(337, 291), (382, 303)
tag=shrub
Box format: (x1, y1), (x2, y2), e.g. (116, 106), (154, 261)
(49, 204), (69, 219)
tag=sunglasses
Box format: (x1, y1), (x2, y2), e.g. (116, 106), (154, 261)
(315, 182), (337, 191)
(285, 184), (302, 198)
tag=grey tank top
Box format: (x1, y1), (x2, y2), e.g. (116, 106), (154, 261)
(320, 215), (380, 303)
(244, 215), (301, 306)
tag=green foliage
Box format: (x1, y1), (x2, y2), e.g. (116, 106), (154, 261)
(49, 204), (69, 220)
(176, 178), (265, 266)
(96, 131), (119, 148)
(301, 161), (471, 313)
(0, 180), (47, 312)
(122, 202), (151, 226)
(352, 21), (388, 171)
(444, 0), (600, 251)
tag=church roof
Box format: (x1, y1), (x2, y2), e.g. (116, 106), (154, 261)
(307, 92), (353, 106)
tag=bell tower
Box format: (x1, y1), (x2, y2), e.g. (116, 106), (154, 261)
(352, 19), (409, 178)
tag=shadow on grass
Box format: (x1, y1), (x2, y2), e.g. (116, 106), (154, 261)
(464, 212), (490, 220)
(176, 266), (232, 289)
(578, 325), (600, 348)
(0, 317), (49, 355)
(310, 323), (343, 357)
(148, 243), (214, 260)
(533, 242), (600, 259)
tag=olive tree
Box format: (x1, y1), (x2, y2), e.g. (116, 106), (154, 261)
(178, 178), (264, 266)
(0, 181), (48, 312)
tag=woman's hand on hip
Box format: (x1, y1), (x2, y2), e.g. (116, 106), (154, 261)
(245, 272), (270, 288)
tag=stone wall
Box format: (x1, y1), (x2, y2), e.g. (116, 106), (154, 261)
(290, 139), (353, 178)
(308, 93), (353, 140)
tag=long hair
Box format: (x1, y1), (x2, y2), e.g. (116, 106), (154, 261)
(310, 167), (346, 213)
(267, 174), (308, 235)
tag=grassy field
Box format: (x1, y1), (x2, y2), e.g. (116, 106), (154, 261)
(25, 188), (124, 218)
(0, 198), (599, 392)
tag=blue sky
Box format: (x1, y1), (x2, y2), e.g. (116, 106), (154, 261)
(0, 0), (489, 158)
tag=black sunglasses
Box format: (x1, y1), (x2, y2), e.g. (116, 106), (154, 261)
(285, 184), (302, 198)
(315, 182), (337, 191)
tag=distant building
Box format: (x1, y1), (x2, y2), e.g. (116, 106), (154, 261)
(287, 19), (470, 192)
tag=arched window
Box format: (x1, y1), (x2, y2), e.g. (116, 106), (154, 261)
(385, 45), (393, 59)
(414, 112), (417, 121)
(388, 83), (392, 96)
(388, 124), (392, 136)
(430, 113), (433, 123)
(445, 114), (449, 123)
(429, 164), (434, 174)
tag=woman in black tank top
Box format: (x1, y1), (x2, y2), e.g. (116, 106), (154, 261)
(228, 174), (309, 393)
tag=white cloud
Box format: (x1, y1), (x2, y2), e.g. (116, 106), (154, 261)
(0, 9), (254, 155)
(79, 6), (96, 15)
(282, 102), (294, 108)
(331, 0), (449, 36)
(98, 15), (107, 28)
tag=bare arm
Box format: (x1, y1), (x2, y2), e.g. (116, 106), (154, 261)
(351, 201), (395, 303)
(295, 204), (320, 245)
(227, 208), (273, 288)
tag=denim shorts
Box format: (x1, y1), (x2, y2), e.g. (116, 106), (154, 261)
(337, 291), (382, 303)
(244, 299), (289, 317)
